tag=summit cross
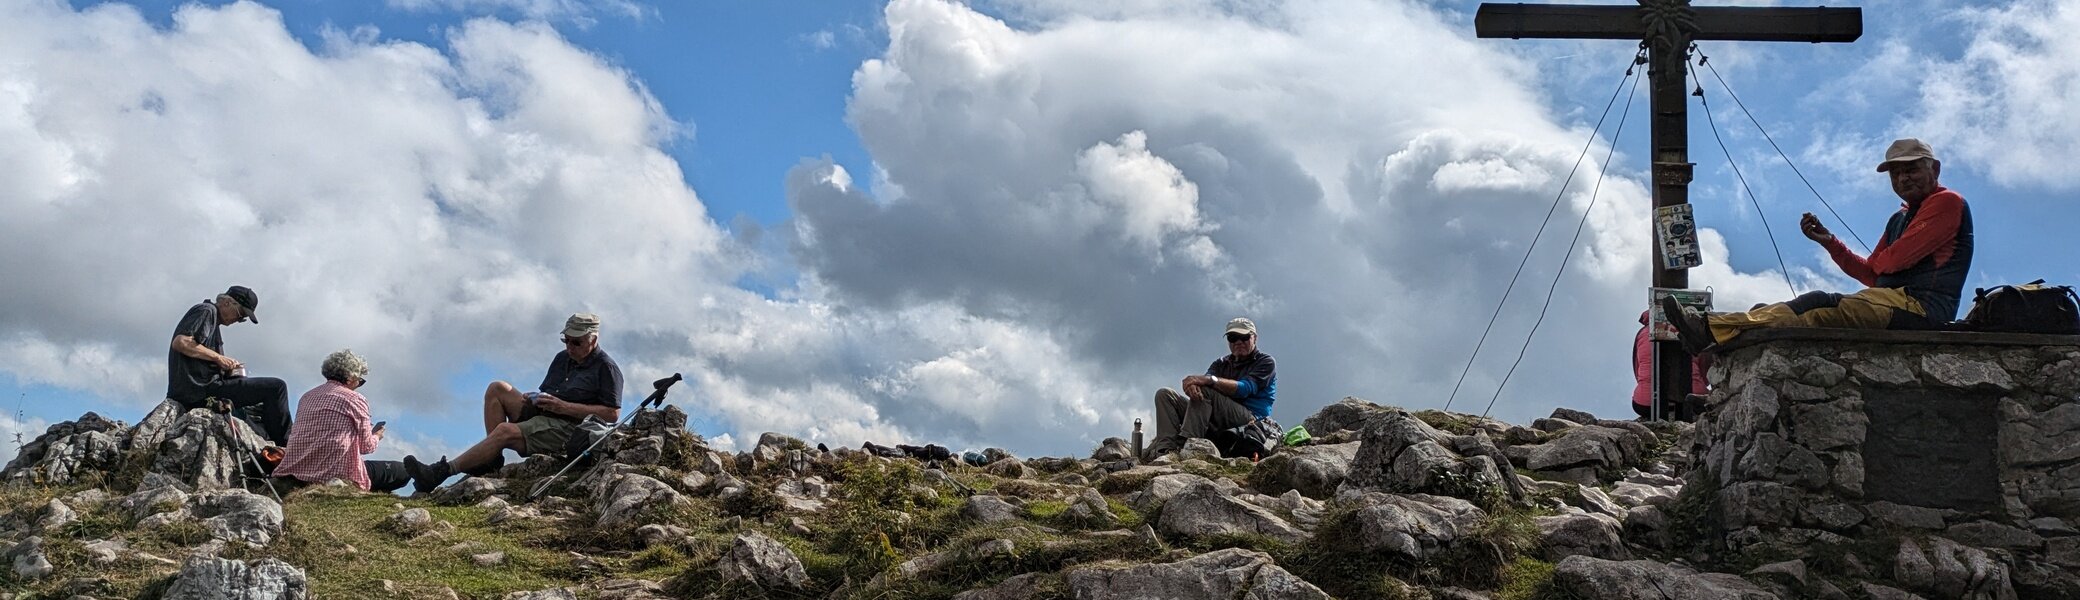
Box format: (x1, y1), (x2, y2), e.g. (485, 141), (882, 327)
(1474, 0), (1862, 413)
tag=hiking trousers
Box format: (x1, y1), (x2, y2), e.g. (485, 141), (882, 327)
(275, 460), (410, 493)
(180, 376), (294, 447)
(1148, 387), (1253, 459)
(1707, 287), (1930, 344)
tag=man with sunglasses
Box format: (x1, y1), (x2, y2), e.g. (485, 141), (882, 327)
(166, 285), (293, 447)
(1144, 317), (1277, 461)
(406, 312), (623, 492)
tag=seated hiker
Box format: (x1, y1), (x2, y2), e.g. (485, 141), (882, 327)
(1144, 317), (1276, 460)
(1667, 139), (1974, 353)
(272, 349), (409, 493)
(1632, 310), (1707, 421)
(166, 285), (293, 447)
(406, 313), (623, 492)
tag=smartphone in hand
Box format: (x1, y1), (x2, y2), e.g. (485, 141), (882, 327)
(373, 421), (387, 432)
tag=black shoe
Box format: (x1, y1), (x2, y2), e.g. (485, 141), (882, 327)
(404, 455), (453, 494)
(1661, 295), (1716, 355)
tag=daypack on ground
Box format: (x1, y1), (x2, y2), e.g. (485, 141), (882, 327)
(1209, 416), (1282, 459)
(1961, 280), (2080, 335)
(560, 415), (617, 460)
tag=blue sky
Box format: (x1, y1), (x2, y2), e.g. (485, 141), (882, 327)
(3, 0), (2076, 466)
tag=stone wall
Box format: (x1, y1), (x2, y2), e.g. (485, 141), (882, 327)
(1690, 328), (2080, 596)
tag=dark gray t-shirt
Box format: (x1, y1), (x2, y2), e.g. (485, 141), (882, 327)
(167, 300), (224, 401)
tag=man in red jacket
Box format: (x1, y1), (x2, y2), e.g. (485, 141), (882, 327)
(1667, 138), (1974, 352)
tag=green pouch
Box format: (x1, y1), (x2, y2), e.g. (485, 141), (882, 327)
(1281, 425), (1312, 448)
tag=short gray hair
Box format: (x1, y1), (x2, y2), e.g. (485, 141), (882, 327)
(321, 349), (369, 384)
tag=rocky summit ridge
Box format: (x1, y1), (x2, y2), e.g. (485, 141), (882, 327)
(0, 391), (2063, 599)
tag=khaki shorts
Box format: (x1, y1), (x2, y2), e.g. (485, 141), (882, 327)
(517, 415), (578, 456)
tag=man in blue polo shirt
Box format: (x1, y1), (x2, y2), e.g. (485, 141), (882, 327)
(405, 312), (623, 492)
(1144, 317), (1276, 460)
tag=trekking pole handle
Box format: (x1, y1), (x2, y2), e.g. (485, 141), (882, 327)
(641, 373), (682, 409)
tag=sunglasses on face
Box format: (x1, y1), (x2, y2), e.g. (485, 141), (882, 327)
(563, 337), (586, 346)
(1226, 333), (1252, 343)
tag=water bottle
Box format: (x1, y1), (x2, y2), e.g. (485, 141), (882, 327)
(1131, 418), (1145, 464)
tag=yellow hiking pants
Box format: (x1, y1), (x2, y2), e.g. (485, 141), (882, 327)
(1707, 287), (1926, 344)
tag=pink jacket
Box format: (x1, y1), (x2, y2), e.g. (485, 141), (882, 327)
(1634, 312), (1707, 406)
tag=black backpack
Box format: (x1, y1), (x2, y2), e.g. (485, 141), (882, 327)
(1209, 417), (1283, 459)
(1962, 280), (2080, 335)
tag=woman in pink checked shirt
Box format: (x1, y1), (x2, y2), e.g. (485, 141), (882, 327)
(272, 349), (410, 493)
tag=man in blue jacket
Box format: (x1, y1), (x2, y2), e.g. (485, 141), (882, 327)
(1144, 317), (1276, 460)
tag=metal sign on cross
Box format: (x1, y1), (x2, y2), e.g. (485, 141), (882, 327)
(1473, 1), (1861, 414)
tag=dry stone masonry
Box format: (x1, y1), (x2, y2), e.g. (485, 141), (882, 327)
(1691, 328), (2080, 599)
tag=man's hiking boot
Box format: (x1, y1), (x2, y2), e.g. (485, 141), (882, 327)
(1660, 295), (1716, 355)
(404, 455), (453, 494)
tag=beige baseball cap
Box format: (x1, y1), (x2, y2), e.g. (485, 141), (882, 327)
(562, 313), (601, 338)
(1876, 138), (1938, 172)
(1224, 317), (1257, 336)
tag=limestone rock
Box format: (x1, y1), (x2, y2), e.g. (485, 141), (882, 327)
(1921, 355), (2014, 390)
(430, 477), (506, 506)
(129, 399), (186, 451)
(635, 524), (690, 548)
(1156, 479), (1307, 545)
(1065, 548), (1330, 600)
(5, 536), (53, 581)
(1178, 438), (1222, 462)
(34, 499), (77, 533)
(1334, 491), (1486, 560)
(1551, 556), (1777, 599)
(773, 476), (829, 512)
(120, 482), (192, 523)
(1894, 536), (2019, 600)
(1550, 407), (1599, 425)
(1, 412), (128, 485)
(189, 489), (284, 546)
(1536, 513), (1630, 561)
(1343, 410), (1505, 500)
(1091, 437), (1134, 462)
(83, 538), (129, 565)
(595, 474), (687, 528)
(952, 572), (1051, 600)
(388, 507), (433, 530)
(161, 556), (308, 600)
(1944, 521), (2045, 551)
(1248, 442), (1359, 499)
(1131, 473), (1212, 512)
(151, 408), (271, 490)
(1302, 396), (1391, 436)
(1063, 488), (1118, 527)
(1861, 583), (1929, 600)
(719, 532), (808, 590)
(1608, 481), (1678, 508)
(963, 495), (1022, 524)
(1525, 425), (1638, 480)
(986, 458), (1026, 479)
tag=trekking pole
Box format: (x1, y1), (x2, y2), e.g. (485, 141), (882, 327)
(528, 373), (681, 501)
(212, 398), (283, 504)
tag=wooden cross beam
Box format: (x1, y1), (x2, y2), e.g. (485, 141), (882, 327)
(1473, 1), (1861, 417)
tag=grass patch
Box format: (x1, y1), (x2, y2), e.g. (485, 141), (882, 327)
(256, 493), (572, 598)
(1497, 557), (1585, 600)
